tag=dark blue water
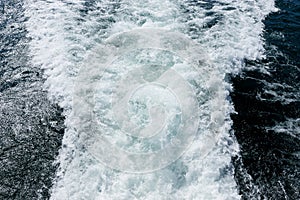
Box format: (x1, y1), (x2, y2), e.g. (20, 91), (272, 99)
(231, 0), (300, 199)
(0, 0), (299, 199)
(0, 1), (64, 199)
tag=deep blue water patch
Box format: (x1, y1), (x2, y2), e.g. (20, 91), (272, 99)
(0, 1), (64, 199)
(231, 0), (300, 199)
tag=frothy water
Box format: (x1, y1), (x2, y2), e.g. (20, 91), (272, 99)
(24, 0), (276, 199)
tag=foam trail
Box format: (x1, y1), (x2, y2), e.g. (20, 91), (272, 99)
(24, 0), (276, 199)
(180, 0), (277, 74)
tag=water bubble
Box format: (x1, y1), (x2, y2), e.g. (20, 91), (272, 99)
(74, 28), (209, 173)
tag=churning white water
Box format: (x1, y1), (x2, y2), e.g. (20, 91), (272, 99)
(24, 0), (276, 199)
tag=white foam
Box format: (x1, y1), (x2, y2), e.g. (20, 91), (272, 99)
(24, 0), (276, 199)
(267, 118), (300, 138)
(257, 81), (300, 104)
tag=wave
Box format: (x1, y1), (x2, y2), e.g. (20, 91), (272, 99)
(24, 0), (276, 199)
